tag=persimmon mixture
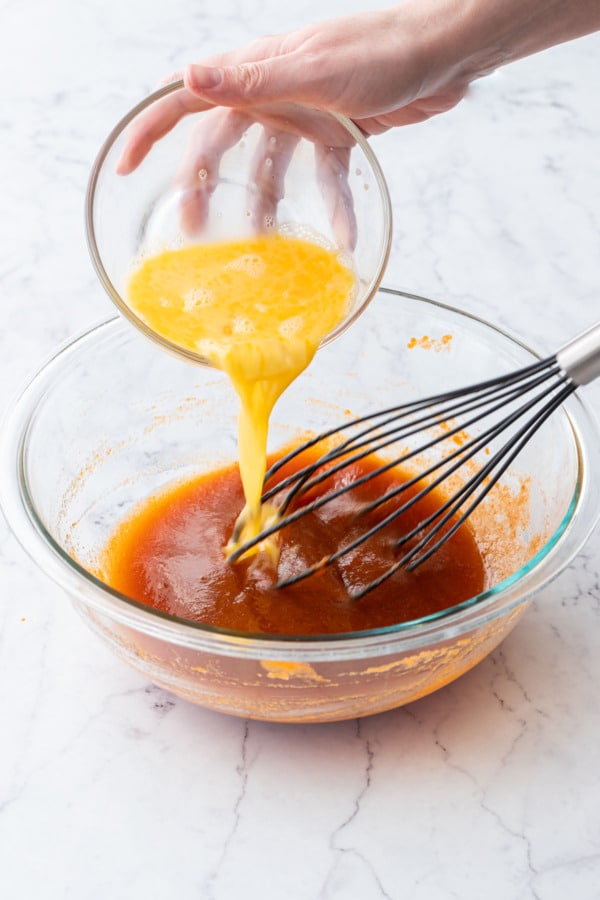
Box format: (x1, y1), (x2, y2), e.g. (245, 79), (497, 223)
(99, 444), (485, 635)
(99, 231), (485, 635)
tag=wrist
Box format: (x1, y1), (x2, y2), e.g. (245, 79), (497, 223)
(398, 0), (600, 96)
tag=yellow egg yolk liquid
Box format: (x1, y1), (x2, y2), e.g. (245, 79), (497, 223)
(126, 233), (356, 552)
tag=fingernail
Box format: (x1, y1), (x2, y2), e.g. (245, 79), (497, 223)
(186, 64), (223, 91)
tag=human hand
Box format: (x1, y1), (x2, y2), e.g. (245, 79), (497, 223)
(116, 0), (600, 245)
(118, 0), (600, 172)
(117, 5), (469, 179)
(117, 0), (600, 169)
(115, 5), (468, 247)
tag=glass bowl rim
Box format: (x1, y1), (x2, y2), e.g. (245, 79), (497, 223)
(84, 78), (393, 367)
(2, 287), (599, 659)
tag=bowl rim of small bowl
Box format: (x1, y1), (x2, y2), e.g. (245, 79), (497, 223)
(84, 79), (393, 368)
(2, 287), (599, 659)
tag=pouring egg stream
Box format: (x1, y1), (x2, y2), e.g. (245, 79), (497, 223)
(125, 231), (356, 563)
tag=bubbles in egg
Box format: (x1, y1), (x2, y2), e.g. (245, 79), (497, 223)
(279, 315), (305, 338)
(279, 221), (331, 249)
(232, 316), (256, 335)
(183, 286), (215, 311)
(225, 254), (266, 279)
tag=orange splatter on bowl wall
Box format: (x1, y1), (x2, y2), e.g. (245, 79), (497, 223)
(407, 334), (453, 352)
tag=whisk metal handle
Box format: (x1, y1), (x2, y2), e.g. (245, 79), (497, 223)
(556, 322), (600, 386)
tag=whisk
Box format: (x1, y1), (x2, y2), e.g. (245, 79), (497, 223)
(228, 322), (600, 599)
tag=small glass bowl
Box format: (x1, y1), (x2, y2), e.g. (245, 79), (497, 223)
(85, 80), (392, 365)
(2, 288), (599, 722)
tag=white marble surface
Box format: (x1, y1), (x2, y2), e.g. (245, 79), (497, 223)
(1, 1), (600, 897)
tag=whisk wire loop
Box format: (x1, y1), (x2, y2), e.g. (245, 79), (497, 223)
(395, 380), (578, 572)
(254, 359), (564, 547)
(274, 375), (576, 596)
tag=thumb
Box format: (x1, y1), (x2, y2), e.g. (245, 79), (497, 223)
(184, 58), (312, 107)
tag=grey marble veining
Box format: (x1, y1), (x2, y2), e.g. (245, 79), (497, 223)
(1, 1), (600, 898)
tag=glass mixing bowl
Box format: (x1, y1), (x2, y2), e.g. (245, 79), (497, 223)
(2, 288), (599, 723)
(85, 80), (392, 365)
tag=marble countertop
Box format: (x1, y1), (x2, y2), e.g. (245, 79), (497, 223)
(2, 1), (600, 897)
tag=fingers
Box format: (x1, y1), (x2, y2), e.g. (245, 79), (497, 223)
(116, 84), (213, 175)
(184, 53), (316, 109)
(115, 33), (302, 176)
(247, 127), (300, 234)
(354, 87), (470, 133)
(181, 12), (405, 118)
(314, 145), (357, 252)
(174, 108), (250, 235)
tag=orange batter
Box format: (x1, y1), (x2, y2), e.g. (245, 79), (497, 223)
(99, 444), (485, 636)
